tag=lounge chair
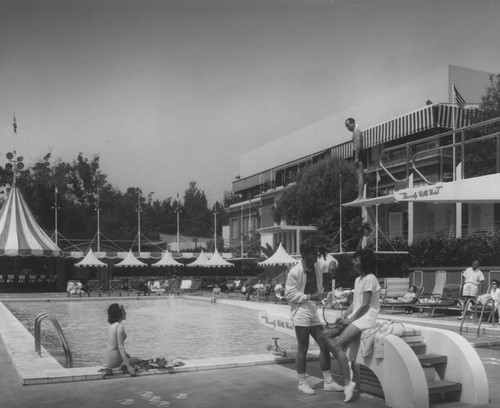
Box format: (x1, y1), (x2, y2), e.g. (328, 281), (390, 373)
(87, 279), (106, 297)
(164, 279), (179, 295)
(66, 280), (84, 297)
(415, 284), (461, 317)
(192, 279), (202, 294)
(149, 280), (166, 295)
(380, 286), (424, 314)
(108, 279), (125, 297)
(426, 270), (447, 300)
(178, 279), (193, 293)
(382, 277), (411, 300)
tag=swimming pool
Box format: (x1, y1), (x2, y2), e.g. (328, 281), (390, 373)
(4, 298), (300, 368)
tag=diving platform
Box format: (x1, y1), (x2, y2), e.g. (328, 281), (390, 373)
(344, 172), (500, 208)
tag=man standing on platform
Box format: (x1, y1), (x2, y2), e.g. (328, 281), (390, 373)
(345, 117), (366, 200)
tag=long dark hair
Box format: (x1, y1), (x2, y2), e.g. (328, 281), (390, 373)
(107, 303), (124, 324)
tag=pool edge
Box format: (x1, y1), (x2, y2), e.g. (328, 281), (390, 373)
(0, 298), (311, 385)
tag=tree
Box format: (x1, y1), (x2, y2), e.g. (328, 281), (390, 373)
(274, 156), (360, 251)
(182, 181), (212, 237)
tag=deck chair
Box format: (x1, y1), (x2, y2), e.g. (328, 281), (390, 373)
(178, 279), (193, 293)
(192, 279), (202, 294)
(66, 280), (84, 297)
(165, 279), (179, 295)
(108, 279), (125, 296)
(411, 270), (423, 288)
(87, 280), (106, 297)
(427, 270), (447, 300)
(383, 278), (411, 300)
(415, 284), (461, 317)
(149, 280), (166, 295)
(380, 286), (424, 314)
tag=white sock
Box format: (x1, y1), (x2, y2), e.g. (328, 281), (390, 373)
(322, 371), (333, 383)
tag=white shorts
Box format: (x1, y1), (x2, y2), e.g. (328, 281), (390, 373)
(350, 309), (378, 331)
(290, 300), (322, 327)
(463, 282), (479, 297)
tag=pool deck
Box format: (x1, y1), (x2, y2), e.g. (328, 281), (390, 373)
(0, 291), (498, 408)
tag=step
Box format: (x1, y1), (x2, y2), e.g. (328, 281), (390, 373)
(417, 353), (447, 366)
(428, 380), (462, 398)
(407, 341), (426, 354)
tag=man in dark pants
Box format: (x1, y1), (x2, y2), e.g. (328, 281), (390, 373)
(285, 240), (342, 395)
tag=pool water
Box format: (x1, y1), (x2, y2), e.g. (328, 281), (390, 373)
(5, 298), (301, 367)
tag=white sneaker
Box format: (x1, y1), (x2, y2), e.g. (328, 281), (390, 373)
(343, 381), (356, 402)
(298, 381), (316, 395)
(457, 315), (464, 320)
(324, 380), (344, 392)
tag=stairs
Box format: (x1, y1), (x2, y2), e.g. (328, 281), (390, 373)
(357, 329), (463, 405)
(404, 330), (462, 404)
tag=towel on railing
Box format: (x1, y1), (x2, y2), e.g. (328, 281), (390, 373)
(360, 320), (405, 359)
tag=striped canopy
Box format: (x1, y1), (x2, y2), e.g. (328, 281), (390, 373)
(0, 187), (61, 257)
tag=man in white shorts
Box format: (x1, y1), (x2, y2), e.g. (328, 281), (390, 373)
(459, 259), (485, 320)
(285, 240), (339, 396)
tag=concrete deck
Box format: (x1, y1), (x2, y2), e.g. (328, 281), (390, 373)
(0, 292), (498, 407)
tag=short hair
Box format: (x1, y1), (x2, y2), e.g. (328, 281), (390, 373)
(107, 303), (124, 324)
(345, 117), (355, 125)
(300, 239), (317, 257)
(353, 248), (376, 274)
(411, 285), (417, 293)
(491, 279), (500, 286)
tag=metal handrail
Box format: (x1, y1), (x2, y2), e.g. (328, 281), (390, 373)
(34, 313), (73, 368)
(379, 116), (500, 184)
(459, 297), (497, 337)
(476, 298), (497, 337)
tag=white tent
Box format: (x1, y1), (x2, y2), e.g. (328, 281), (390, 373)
(114, 250), (147, 267)
(151, 250), (183, 267)
(258, 243), (299, 267)
(74, 248), (107, 267)
(186, 250), (210, 267)
(205, 249), (234, 268)
(0, 187), (62, 256)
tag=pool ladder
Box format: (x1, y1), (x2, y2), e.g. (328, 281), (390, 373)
(34, 313), (73, 368)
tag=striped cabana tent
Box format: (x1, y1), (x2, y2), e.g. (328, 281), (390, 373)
(0, 187), (62, 256)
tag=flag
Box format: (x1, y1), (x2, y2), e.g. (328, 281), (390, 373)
(453, 85), (466, 108)
(13, 115), (17, 134)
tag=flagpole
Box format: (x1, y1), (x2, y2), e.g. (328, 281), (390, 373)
(137, 192), (141, 252)
(54, 186), (58, 246)
(96, 191), (101, 252)
(452, 82), (456, 181)
(339, 174), (342, 253)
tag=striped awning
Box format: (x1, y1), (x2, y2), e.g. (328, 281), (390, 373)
(363, 104), (478, 148)
(0, 187), (62, 256)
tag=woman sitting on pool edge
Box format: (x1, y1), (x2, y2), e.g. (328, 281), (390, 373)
(104, 303), (141, 376)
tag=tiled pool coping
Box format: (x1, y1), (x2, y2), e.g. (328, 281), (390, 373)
(0, 296), (310, 385)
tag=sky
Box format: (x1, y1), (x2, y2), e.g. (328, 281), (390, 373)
(1, 0), (499, 206)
